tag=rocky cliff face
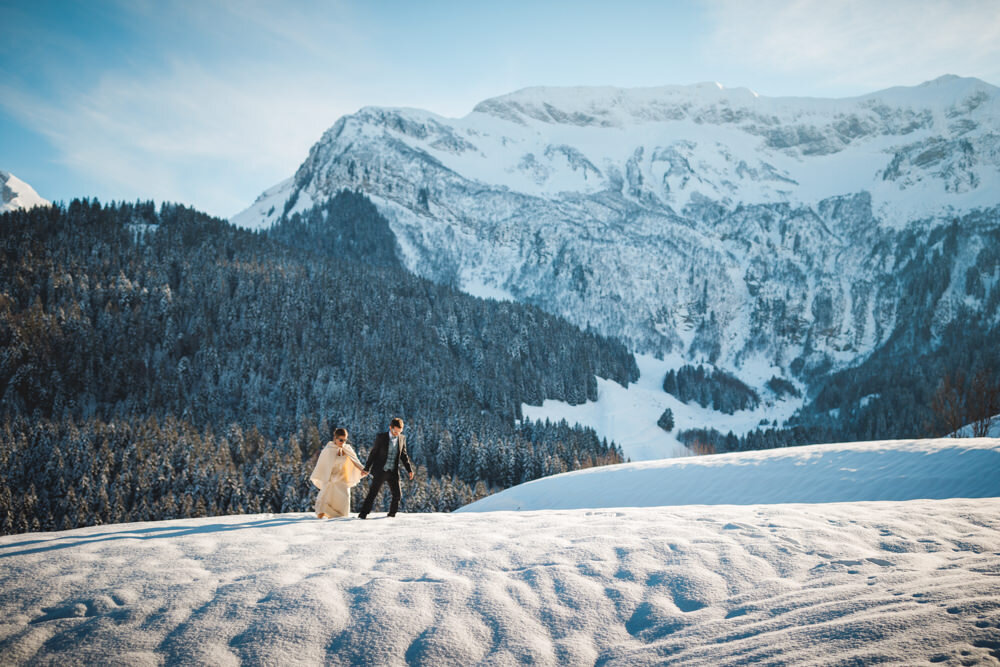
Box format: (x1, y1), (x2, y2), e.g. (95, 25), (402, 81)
(233, 76), (1000, 387)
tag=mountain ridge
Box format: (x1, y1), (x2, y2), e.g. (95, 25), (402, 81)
(234, 76), (1000, 226)
(470, 74), (998, 130)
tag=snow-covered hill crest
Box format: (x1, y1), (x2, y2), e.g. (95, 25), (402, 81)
(233, 76), (1000, 374)
(460, 437), (1000, 511)
(0, 171), (50, 213)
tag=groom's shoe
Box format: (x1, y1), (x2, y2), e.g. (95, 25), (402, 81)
(358, 513), (367, 520)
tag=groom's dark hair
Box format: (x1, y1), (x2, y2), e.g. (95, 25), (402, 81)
(390, 418), (404, 429)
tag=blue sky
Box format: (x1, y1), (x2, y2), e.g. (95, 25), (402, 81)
(2, 0), (999, 218)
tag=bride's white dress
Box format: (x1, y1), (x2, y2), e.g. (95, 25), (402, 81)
(310, 442), (364, 517)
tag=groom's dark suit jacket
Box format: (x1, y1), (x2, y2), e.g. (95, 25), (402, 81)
(364, 432), (412, 475)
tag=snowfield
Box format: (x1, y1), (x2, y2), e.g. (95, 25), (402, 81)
(1, 439), (999, 665)
(522, 353), (804, 461)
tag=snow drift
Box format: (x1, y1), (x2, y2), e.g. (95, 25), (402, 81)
(459, 437), (1000, 511)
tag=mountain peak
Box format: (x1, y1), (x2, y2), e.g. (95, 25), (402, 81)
(920, 74), (990, 88)
(862, 74), (999, 104)
(1, 170), (51, 213)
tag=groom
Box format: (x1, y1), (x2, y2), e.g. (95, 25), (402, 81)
(358, 418), (414, 519)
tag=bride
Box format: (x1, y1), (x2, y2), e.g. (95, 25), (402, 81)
(310, 428), (368, 518)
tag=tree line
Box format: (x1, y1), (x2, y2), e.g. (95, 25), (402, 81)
(1, 414), (616, 535)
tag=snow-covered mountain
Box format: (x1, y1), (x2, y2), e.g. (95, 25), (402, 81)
(233, 76), (1000, 383)
(0, 170), (50, 213)
(2, 438), (998, 664)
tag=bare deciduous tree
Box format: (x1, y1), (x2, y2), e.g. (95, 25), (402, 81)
(931, 368), (1000, 437)
(968, 369), (1000, 437)
(931, 371), (967, 437)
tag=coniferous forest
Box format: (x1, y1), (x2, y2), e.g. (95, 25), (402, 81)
(0, 193), (637, 535)
(662, 365), (761, 415)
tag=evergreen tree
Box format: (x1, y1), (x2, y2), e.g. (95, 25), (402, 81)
(657, 408), (674, 432)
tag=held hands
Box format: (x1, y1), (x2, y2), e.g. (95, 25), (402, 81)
(408, 470), (414, 481)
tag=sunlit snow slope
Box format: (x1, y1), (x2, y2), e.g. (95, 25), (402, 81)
(460, 437), (1000, 511)
(0, 171), (50, 213)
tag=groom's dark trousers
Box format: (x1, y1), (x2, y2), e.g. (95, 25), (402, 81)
(359, 468), (401, 517)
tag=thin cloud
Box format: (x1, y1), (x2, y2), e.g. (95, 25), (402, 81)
(2, 62), (359, 216)
(0, 1), (374, 217)
(705, 0), (1000, 93)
